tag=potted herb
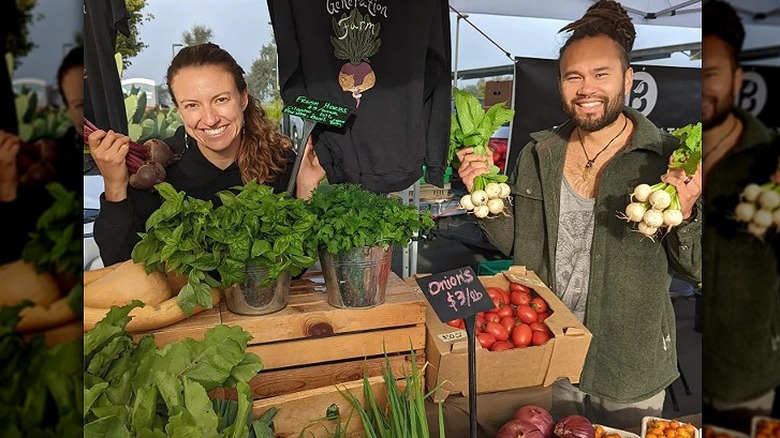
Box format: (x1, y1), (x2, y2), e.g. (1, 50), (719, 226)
(306, 183), (435, 308)
(132, 180), (319, 316)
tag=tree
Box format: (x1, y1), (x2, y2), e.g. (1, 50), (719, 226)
(116, 0), (154, 69)
(5, 0), (43, 69)
(182, 25), (213, 46)
(246, 39), (280, 104)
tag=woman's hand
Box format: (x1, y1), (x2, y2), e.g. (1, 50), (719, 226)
(455, 147), (493, 192)
(0, 130), (21, 201)
(295, 136), (326, 200)
(661, 162), (702, 220)
(88, 129), (131, 202)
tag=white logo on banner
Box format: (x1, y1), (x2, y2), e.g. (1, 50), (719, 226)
(737, 71), (767, 117)
(625, 71), (658, 117)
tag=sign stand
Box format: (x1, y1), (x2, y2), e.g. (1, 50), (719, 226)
(414, 266), (493, 438)
(282, 95), (353, 195)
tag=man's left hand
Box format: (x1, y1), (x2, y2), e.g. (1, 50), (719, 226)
(661, 162), (701, 220)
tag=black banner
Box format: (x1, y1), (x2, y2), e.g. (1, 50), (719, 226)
(738, 65), (780, 135)
(507, 57), (701, 175)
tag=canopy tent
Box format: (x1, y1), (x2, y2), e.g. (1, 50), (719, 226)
(449, 0), (780, 67)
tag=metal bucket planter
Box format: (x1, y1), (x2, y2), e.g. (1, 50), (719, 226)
(224, 266), (291, 315)
(319, 245), (393, 308)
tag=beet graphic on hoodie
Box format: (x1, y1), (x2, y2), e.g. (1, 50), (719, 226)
(269, 0), (451, 193)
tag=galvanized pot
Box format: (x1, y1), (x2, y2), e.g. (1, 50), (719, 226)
(319, 245), (392, 308)
(224, 266), (291, 315)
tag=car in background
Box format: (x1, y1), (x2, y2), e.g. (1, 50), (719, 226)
(488, 124), (510, 173)
(279, 113), (304, 152)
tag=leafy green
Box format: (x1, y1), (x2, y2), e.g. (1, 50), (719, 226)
(132, 181), (319, 316)
(84, 302), (265, 438)
(669, 122), (702, 176)
(15, 88), (73, 143)
(449, 88), (514, 191)
(306, 183), (436, 255)
(21, 182), (83, 314)
(0, 305), (83, 438)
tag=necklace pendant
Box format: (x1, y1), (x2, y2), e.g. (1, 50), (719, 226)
(585, 160), (594, 169)
(582, 165), (592, 181)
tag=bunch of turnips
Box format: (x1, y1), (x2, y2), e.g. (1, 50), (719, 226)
(734, 180), (780, 239)
(619, 122), (701, 240)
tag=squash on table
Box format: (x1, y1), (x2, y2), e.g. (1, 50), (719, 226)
(84, 260), (172, 308)
(16, 297), (78, 333)
(0, 260), (60, 307)
(83, 288), (221, 333)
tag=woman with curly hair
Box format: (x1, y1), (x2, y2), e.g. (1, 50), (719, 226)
(89, 43), (326, 265)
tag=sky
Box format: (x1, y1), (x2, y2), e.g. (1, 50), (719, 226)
(13, 0), (780, 89)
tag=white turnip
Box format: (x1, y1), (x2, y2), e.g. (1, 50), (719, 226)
(642, 209), (665, 228)
(624, 202), (647, 223)
(663, 209), (684, 227)
(735, 202), (756, 223)
(638, 222), (659, 238)
(758, 189), (780, 210)
(485, 182), (501, 199)
(648, 189), (672, 210)
(741, 183), (763, 202)
(460, 194), (475, 211)
(487, 198), (505, 215)
(747, 222), (768, 239)
(631, 183), (652, 202)
(471, 190), (488, 206)
(473, 205), (490, 218)
(772, 209), (780, 227)
(752, 209), (774, 229)
(498, 182), (511, 198)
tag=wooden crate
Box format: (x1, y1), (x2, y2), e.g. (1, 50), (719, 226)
(139, 270), (427, 400)
(252, 375), (408, 438)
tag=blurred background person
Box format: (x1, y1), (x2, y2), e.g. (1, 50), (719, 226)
(701, 0), (780, 432)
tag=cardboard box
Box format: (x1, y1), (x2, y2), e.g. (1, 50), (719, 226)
(484, 80), (513, 107)
(421, 265), (592, 401)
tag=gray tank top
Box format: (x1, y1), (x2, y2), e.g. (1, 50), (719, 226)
(554, 177), (595, 323)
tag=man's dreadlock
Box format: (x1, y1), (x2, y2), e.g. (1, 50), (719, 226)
(703, 0), (745, 68)
(558, 0), (636, 70)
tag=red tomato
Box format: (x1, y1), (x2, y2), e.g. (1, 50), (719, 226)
(516, 305), (538, 324)
(496, 305), (514, 319)
(477, 332), (497, 349)
(485, 313), (501, 324)
(529, 322), (549, 334)
(476, 314), (487, 331)
(490, 341), (514, 351)
(509, 282), (532, 294)
(499, 316), (517, 333)
(537, 311), (550, 323)
(532, 330), (551, 346)
(486, 287), (508, 307)
(446, 318), (464, 329)
(510, 291), (532, 307)
(484, 321), (509, 342)
(498, 288), (511, 306)
(511, 323), (533, 347)
(530, 297), (548, 314)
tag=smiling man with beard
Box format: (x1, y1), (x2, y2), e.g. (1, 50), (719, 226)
(701, 0), (780, 433)
(456, 0), (702, 428)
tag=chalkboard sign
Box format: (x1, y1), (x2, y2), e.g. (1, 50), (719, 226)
(283, 95), (352, 128)
(415, 266), (495, 323)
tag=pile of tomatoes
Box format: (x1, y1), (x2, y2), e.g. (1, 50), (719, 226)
(445, 282), (554, 351)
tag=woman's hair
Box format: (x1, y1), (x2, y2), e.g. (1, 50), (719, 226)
(57, 45), (83, 106)
(558, 0), (636, 70)
(166, 42), (291, 184)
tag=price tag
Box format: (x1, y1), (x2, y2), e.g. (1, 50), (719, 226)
(437, 330), (467, 343)
(283, 95), (352, 128)
(415, 266), (494, 323)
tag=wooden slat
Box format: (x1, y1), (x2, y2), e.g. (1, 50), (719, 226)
(220, 273), (426, 345)
(248, 325), (425, 370)
(249, 350), (425, 399)
(133, 306), (222, 346)
(252, 376), (408, 438)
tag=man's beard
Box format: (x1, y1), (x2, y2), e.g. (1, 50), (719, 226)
(702, 89), (733, 131)
(562, 90), (625, 132)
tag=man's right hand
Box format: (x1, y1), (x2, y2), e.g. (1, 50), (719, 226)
(455, 147), (494, 193)
(88, 129), (131, 201)
(0, 130), (21, 201)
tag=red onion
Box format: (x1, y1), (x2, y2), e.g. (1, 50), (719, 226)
(498, 420), (549, 438)
(554, 415), (595, 438)
(512, 405), (555, 438)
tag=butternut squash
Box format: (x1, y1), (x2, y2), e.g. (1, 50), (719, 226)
(0, 260), (60, 307)
(164, 271), (190, 295)
(83, 288), (221, 333)
(16, 297), (78, 333)
(83, 261), (126, 285)
(84, 260), (172, 308)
